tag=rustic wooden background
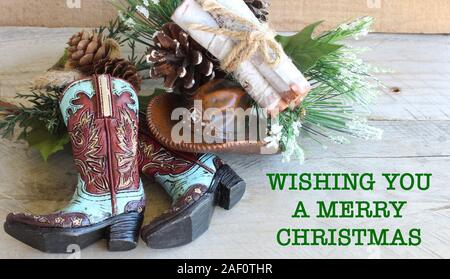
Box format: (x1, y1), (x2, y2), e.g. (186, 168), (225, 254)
(0, 27), (449, 258)
(1, 0), (450, 33)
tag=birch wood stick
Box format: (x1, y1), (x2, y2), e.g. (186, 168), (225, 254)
(210, 0), (311, 95)
(172, 0), (281, 112)
(172, 0), (310, 113)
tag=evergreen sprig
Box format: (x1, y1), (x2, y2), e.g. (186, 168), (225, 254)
(97, 9), (130, 45)
(0, 89), (154, 160)
(102, 0), (183, 71)
(0, 90), (64, 139)
(114, 0), (182, 46)
(0, 89), (70, 161)
(96, 3), (151, 71)
(0, 1), (179, 161)
(0, 6), (383, 163)
(277, 17), (383, 162)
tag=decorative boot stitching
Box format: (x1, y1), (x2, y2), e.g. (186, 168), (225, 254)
(94, 75), (118, 215)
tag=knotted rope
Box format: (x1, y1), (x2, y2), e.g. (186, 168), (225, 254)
(189, 0), (283, 72)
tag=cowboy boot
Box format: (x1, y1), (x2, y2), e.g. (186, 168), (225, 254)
(4, 75), (145, 253)
(138, 125), (246, 249)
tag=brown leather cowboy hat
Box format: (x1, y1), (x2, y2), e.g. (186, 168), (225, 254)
(145, 91), (274, 154)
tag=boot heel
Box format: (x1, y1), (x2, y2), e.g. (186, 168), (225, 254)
(216, 165), (246, 210)
(107, 212), (144, 252)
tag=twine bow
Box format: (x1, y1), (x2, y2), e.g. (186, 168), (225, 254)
(190, 0), (283, 73)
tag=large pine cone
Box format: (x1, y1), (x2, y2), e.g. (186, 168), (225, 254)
(244, 0), (270, 22)
(93, 58), (142, 92)
(66, 30), (121, 74)
(147, 23), (224, 97)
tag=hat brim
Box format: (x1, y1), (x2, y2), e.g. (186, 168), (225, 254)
(146, 93), (272, 154)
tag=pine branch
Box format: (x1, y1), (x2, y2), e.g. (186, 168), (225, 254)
(0, 87), (152, 161)
(0, 90), (65, 139)
(0, 0), (182, 160)
(97, 4), (135, 44)
(277, 17), (384, 162)
(114, 0), (182, 46)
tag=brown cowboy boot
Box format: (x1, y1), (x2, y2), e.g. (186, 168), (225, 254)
(4, 75), (145, 253)
(138, 124), (246, 249)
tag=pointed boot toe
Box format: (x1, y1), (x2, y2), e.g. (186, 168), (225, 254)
(4, 75), (146, 253)
(138, 136), (247, 249)
(4, 212), (99, 253)
(141, 192), (216, 249)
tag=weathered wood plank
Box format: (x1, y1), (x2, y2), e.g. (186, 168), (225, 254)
(348, 35), (450, 121)
(1, 120), (448, 258)
(0, 28), (449, 259)
(1, 155), (448, 259)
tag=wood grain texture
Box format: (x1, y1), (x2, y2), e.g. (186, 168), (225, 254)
(0, 28), (449, 258)
(1, 0), (450, 33)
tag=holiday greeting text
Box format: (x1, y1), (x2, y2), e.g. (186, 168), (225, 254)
(266, 173), (431, 247)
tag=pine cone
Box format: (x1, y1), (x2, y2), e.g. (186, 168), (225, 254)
(93, 58), (142, 92)
(244, 0), (270, 22)
(147, 23), (224, 97)
(66, 30), (121, 74)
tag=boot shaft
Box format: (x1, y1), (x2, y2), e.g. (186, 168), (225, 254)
(61, 75), (141, 212)
(138, 126), (223, 203)
(138, 128), (202, 178)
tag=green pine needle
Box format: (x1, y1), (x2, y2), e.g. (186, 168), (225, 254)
(113, 0), (182, 46)
(278, 16), (384, 162)
(0, 12), (383, 163)
(0, 89), (156, 161)
(0, 90), (64, 138)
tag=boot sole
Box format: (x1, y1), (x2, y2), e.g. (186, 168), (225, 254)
(143, 164), (246, 249)
(4, 212), (143, 253)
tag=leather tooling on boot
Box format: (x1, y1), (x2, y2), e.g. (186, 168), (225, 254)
(139, 128), (222, 205)
(59, 75), (144, 222)
(4, 75), (145, 252)
(138, 127), (246, 249)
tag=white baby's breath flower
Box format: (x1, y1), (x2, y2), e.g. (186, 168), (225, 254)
(124, 18), (136, 28)
(118, 11), (126, 21)
(136, 5), (149, 18)
(340, 24), (350, 31)
(270, 123), (283, 135)
(346, 120), (383, 140)
(263, 121), (284, 151)
(292, 121), (302, 137)
(281, 138), (305, 163)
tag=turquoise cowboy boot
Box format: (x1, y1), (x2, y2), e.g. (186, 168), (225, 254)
(4, 75), (145, 253)
(138, 126), (246, 249)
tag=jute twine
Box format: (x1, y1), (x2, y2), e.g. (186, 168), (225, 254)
(189, 0), (283, 72)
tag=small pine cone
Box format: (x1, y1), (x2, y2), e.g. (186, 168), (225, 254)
(66, 30), (121, 74)
(244, 0), (270, 22)
(93, 58), (142, 92)
(147, 23), (224, 97)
